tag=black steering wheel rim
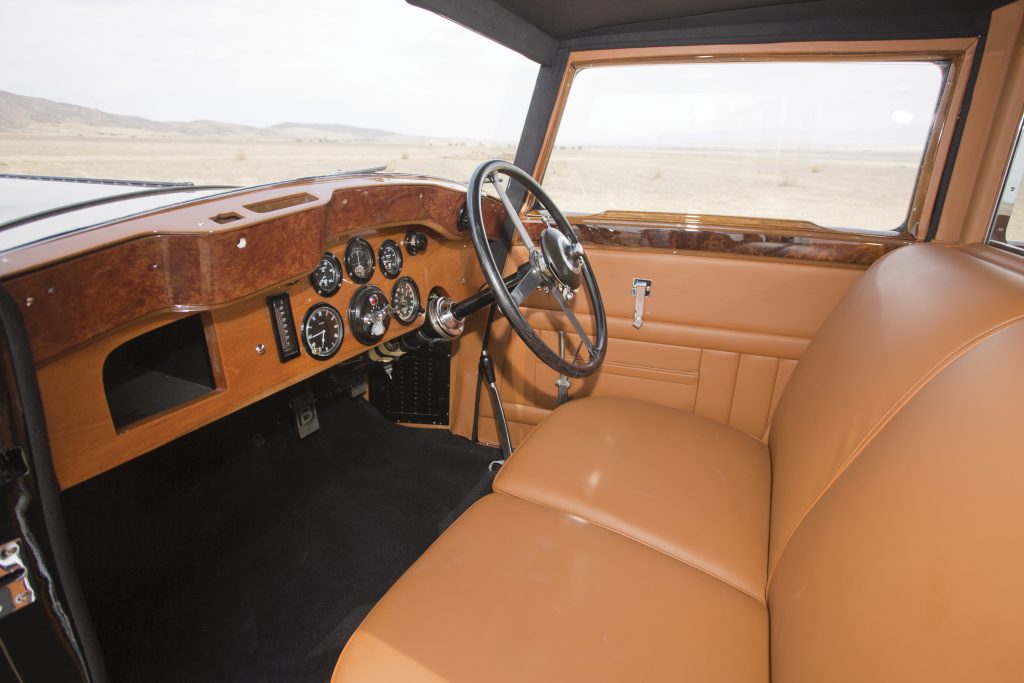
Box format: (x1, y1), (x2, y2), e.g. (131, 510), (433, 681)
(466, 159), (607, 379)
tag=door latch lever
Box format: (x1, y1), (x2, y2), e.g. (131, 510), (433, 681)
(631, 278), (652, 329)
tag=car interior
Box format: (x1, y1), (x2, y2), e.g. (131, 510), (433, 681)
(0, 0), (1022, 681)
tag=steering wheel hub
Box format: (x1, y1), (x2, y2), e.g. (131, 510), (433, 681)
(540, 227), (583, 290)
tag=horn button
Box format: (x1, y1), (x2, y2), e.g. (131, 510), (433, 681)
(540, 228), (584, 290)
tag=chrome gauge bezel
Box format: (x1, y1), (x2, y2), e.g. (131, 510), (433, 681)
(390, 276), (421, 326)
(378, 239), (404, 279)
(348, 284), (392, 345)
(344, 237), (376, 284)
(301, 302), (345, 360)
(310, 251), (342, 297)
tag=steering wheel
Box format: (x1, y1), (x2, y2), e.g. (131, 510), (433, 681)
(465, 159), (607, 378)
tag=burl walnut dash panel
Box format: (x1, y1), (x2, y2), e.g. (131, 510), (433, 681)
(327, 184), (505, 241)
(6, 181), (504, 365)
(7, 209), (325, 364)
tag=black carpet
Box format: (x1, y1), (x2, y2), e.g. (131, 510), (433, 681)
(62, 393), (498, 683)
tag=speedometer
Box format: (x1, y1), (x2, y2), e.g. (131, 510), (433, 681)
(391, 277), (421, 325)
(344, 237), (375, 283)
(378, 239), (403, 279)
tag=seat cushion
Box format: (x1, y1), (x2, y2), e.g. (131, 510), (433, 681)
(494, 396), (771, 600)
(333, 493), (769, 683)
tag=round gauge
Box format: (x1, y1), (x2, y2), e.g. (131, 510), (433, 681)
(391, 277), (421, 326)
(301, 303), (344, 360)
(344, 237), (375, 283)
(378, 239), (404, 279)
(348, 285), (392, 345)
(310, 251), (342, 297)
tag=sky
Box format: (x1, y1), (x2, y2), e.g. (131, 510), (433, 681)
(555, 61), (945, 149)
(0, 0), (946, 150)
(0, 0), (540, 141)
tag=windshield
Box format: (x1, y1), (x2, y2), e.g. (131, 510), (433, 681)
(0, 0), (538, 187)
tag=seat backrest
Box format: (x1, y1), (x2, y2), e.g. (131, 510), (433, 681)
(767, 243), (1024, 681)
(769, 316), (1024, 681)
(768, 243), (1024, 574)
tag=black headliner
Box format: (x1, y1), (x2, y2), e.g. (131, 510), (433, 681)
(408, 0), (1006, 63)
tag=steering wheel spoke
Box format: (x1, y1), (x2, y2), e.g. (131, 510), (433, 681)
(489, 173), (536, 251)
(550, 287), (597, 357)
(510, 265), (544, 306)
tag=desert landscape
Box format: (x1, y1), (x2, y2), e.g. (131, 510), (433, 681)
(2, 90), (1021, 239)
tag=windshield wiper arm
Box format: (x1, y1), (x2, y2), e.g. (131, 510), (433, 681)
(329, 165), (387, 175)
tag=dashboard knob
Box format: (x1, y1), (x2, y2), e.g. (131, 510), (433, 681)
(404, 231), (428, 255)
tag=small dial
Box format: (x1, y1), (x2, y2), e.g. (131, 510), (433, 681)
(301, 303), (344, 360)
(349, 285), (392, 345)
(310, 252), (342, 297)
(391, 277), (421, 326)
(344, 237), (375, 283)
(378, 239), (403, 279)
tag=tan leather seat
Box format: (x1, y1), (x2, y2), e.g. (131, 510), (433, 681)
(333, 494), (769, 683)
(494, 397), (771, 600)
(333, 244), (1024, 682)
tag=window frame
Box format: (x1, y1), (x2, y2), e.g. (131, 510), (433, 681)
(986, 113), (1024, 257)
(528, 39), (978, 239)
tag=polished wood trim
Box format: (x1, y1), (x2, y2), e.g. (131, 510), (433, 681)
(524, 213), (908, 266)
(5, 180), (504, 364)
(8, 209), (324, 364)
(530, 38), (978, 240)
(41, 226), (485, 490)
(0, 174), (478, 278)
(326, 183), (505, 244)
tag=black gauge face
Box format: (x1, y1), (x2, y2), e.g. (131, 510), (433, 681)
(378, 239), (403, 279)
(348, 285), (392, 345)
(301, 303), (344, 360)
(310, 252), (342, 297)
(344, 237), (375, 283)
(391, 277), (421, 326)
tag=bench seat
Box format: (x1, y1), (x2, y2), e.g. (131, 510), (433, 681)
(494, 397), (771, 600)
(333, 493), (768, 683)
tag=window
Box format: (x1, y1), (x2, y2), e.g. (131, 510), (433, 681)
(989, 116), (1024, 250)
(542, 60), (947, 233)
(0, 0), (538, 186)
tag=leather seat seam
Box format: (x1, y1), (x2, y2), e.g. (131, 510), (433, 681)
(767, 312), (1024, 588)
(491, 488), (767, 606)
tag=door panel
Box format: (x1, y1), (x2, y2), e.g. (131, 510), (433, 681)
(452, 244), (864, 446)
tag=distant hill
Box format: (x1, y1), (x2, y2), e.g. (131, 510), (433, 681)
(0, 90), (399, 141)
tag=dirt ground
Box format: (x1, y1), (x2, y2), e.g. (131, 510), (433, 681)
(2, 134), (1021, 239)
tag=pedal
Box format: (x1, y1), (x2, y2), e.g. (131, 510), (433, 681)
(291, 391), (320, 439)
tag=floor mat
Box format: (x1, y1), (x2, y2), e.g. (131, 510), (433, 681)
(62, 393), (498, 683)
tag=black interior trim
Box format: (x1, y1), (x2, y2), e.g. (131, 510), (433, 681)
(0, 283), (108, 682)
(406, 0), (559, 64)
(408, 0), (1001, 63)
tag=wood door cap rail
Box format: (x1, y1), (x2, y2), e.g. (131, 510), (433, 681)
(524, 213), (909, 266)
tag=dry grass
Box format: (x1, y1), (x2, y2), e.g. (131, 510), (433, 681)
(2, 133), (1014, 237)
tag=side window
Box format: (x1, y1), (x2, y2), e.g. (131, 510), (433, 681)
(542, 60), (947, 234)
(988, 117), (1024, 251)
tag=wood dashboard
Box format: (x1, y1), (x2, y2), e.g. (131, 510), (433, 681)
(1, 175), (504, 489)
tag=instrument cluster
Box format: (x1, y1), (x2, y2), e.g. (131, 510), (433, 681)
(269, 232), (430, 362)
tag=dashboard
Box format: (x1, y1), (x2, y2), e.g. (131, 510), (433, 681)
(1, 175), (505, 489)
